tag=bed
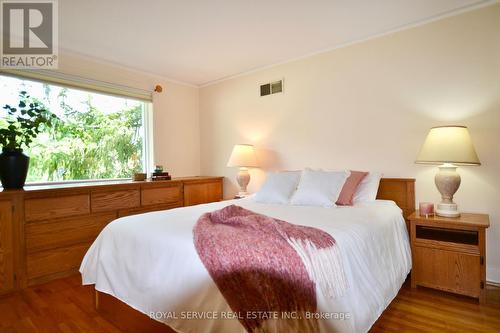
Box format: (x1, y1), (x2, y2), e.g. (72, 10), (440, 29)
(80, 178), (415, 333)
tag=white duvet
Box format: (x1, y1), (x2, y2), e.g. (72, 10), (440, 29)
(80, 198), (411, 333)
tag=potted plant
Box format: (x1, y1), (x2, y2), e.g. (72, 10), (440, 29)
(0, 91), (57, 189)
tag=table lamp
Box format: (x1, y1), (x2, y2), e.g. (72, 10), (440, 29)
(227, 144), (258, 197)
(416, 126), (480, 217)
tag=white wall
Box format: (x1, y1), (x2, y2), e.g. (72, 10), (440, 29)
(57, 52), (200, 177)
(199, 5), (500, 282)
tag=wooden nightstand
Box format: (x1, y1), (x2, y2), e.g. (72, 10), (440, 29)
(409, 211), (490, 303)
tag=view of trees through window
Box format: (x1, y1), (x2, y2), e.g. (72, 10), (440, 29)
(0, 75), (148, 183)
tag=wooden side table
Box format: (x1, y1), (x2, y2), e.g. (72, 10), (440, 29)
(409, 211), (490, 303)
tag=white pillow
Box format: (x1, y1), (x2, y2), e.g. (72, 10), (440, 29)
(353, 172), (382, 203)
(290, 169), (349, 207)
(253, 171), (301, 204)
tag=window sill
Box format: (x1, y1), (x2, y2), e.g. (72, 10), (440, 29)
(1, 178), (158, 193)
(0, 176), (220, 194)
(25, 178), (133, 188)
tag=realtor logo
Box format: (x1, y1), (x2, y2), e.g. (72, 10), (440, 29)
(1, 0), (58, 68)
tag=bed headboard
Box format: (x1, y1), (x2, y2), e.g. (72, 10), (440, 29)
(376, 178), (416, 222)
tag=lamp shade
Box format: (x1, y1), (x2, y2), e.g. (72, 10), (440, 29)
(227, 144), (258, 167)
(416, 126), (480, 165)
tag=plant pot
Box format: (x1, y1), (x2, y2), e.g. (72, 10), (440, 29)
(0, 148), (30, 189)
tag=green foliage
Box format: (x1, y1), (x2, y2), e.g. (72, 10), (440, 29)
(24, 87), (144, 182)
(0, 91), (57, 150)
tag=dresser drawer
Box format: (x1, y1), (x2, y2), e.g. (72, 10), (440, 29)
(91, 189), (140, 212)
(141, 185), (182, 206)
(25, 194), (90, 222)
(26, 212), (116, 253)
(184, 181), (222, 206)
(27, 242), (91, 284)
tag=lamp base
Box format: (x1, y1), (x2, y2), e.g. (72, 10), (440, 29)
(236, 168), (250, 196)
(434, 164), (461, 218)
(436, 203), (460, 217)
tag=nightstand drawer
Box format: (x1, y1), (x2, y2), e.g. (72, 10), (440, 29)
(413, 246), (481, 297)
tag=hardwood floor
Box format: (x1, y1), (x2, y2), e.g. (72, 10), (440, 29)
(0, 275), (499, 333)
(0, 276), (120, 333)
(370, 280), (500, 333)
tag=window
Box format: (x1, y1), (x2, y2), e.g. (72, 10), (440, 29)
(0, 74), (153, 183)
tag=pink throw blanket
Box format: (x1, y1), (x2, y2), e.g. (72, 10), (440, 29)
(193, 205), (347, 332)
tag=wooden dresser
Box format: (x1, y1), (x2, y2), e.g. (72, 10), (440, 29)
(409, 211), (490, 303)
(0, 176), (223, 294)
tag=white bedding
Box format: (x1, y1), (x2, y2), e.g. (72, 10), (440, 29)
(80, 198), (411, 333)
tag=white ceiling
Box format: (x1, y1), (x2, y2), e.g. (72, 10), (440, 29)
(60, 0), (490, 86)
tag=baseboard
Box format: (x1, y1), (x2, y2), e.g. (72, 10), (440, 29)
(487, 281), (500, 287)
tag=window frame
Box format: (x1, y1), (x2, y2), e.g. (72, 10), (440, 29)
(0, 71), (155, 186)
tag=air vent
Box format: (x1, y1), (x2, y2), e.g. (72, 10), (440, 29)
(260, 79), (283, 97)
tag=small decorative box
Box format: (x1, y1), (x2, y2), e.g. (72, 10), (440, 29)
(133, 172), (146, 181)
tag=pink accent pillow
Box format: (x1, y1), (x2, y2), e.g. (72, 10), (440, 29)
(336, 171), (369, 206)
